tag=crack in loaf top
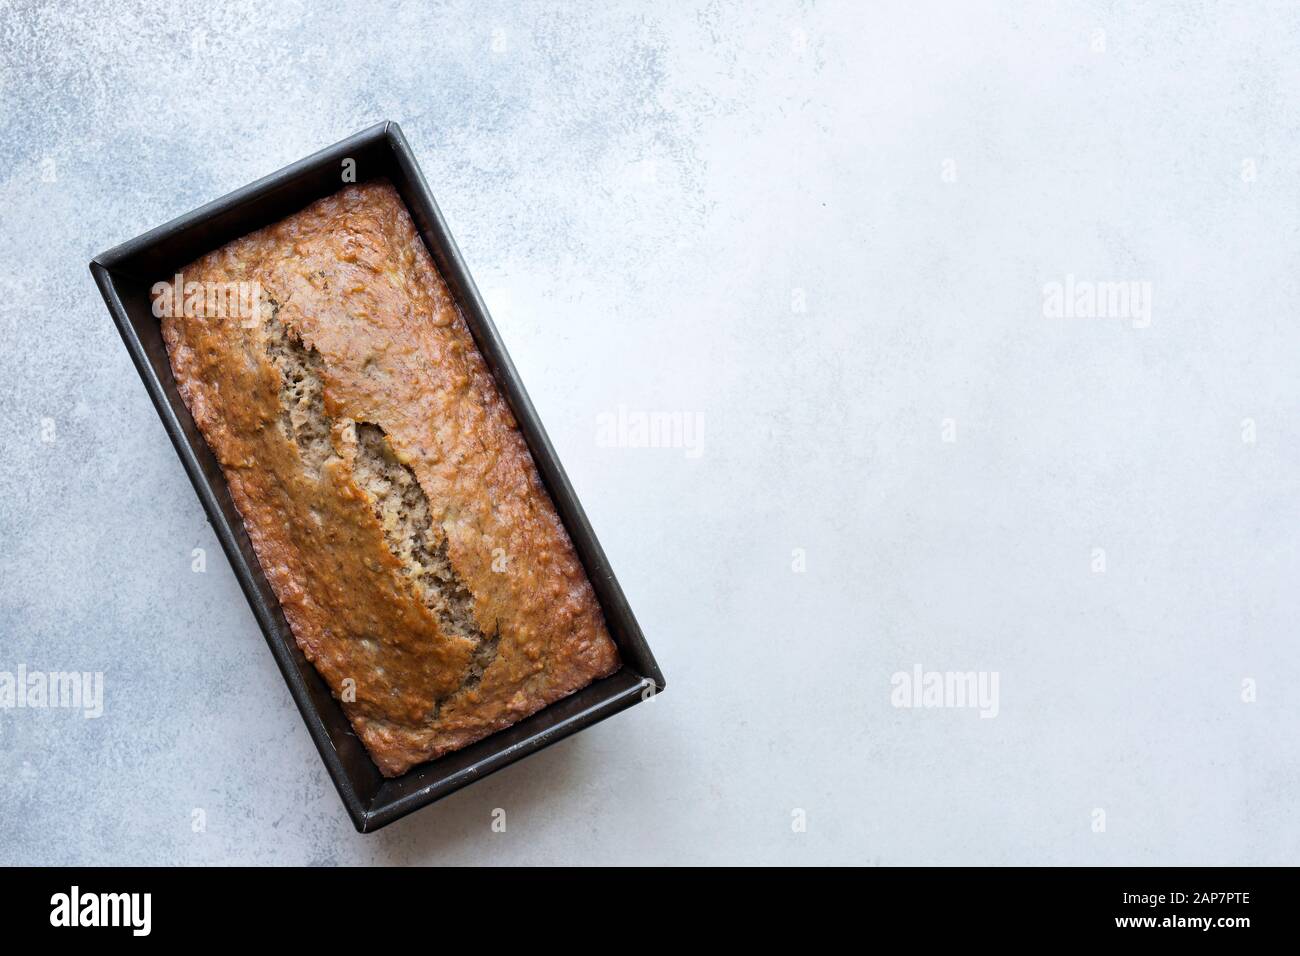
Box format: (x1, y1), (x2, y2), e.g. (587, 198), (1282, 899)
(159, 179), (619, 776)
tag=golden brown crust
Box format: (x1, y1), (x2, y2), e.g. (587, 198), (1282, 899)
(161, 180), (619, 776)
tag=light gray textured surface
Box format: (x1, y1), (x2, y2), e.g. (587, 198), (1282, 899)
(1, 0), (1297, 865)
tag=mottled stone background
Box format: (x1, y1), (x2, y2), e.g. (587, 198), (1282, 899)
(1, 1), (1297, 864)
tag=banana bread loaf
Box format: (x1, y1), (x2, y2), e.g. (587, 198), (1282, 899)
(159, 180), (619, 777)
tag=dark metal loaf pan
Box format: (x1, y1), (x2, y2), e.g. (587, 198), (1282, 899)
(89, 121), (665, 833)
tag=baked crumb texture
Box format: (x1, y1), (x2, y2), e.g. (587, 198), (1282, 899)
(161, 181), (620, 776)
